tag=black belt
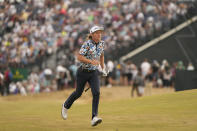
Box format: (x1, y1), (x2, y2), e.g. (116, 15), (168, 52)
(79, 67), (95, 73)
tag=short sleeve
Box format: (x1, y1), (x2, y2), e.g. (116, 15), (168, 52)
(79, 42), (89, 56)
(101, 41), (105, 53)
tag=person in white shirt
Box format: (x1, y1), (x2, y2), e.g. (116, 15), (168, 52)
(106, 60), (114, 88)
(141, 59), (151, 77)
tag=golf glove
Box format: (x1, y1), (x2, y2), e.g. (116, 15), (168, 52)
(102, 68), (109, 76)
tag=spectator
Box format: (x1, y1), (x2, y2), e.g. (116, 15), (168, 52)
(106, 60), (114, 88)
(145, 67), (153, 95)
(176, 61), (185, 70)
(41, 68), (54, 92)
(163, 67), (172, 88)
(69, 64), (78, 88)
(9, 82), (18, 95)
(187, 62), (195, 71)
(4, 68), (13, 95)
(16, 81), (27, 96)
(56, 65), (71, 90)
(141, 58), (151, 77)
(125, 61), (134, 86)
(132, 68), (145, 97)
(0, 72), (4, 96)
(151, 60), (160, 86)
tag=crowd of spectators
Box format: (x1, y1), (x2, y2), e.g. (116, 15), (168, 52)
(0, 0), (195, 69)
(0, 65), (73, 96)
(104, 59), (194, 88)
(0, 59), (195, 96)
(102, 59), (195, 97)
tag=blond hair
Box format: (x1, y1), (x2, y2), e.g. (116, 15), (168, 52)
(86, 34), (92, 40)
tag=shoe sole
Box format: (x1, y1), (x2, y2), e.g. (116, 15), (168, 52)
(61, 104), (67, 120)
(92, 119), (102, 127)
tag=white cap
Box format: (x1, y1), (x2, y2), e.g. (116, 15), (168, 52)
(89, 26), (104, 34)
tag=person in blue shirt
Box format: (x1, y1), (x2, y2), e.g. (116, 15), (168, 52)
(61, 25), (107, 126)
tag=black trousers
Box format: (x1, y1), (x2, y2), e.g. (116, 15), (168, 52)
(64, 67), (100, 119)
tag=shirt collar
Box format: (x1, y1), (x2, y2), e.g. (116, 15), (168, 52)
(91, 39), (99, 45)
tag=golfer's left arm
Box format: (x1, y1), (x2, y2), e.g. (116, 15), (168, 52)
(100, 53), (104, 70)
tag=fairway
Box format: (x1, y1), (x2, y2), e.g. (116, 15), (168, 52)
(0, 87), (197, 131)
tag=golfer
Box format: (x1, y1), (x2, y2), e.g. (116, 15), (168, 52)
(61, 25), (107, 126)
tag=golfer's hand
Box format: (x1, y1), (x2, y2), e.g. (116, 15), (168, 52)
(91, 60), (100, 65)
(102, 68), (109, 76)
(102, 69), (108, 76)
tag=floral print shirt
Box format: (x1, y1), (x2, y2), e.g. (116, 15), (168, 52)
(79, 39), (105, 70)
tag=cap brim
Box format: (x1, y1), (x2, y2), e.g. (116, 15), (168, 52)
(91, 28), (104, 33)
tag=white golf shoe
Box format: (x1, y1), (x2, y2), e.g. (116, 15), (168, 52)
(61, 104), (68, 120)
(91, 116), (102, 126)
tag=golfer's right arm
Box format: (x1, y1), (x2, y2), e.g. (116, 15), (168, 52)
(77, 54), (99, 66)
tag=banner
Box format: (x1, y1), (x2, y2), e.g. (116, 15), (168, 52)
(10, 68), (29, 82)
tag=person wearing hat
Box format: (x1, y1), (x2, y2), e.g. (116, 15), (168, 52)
(61, 25), (107, 126)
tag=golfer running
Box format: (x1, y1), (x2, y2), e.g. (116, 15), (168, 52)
(61, 25), (107, 126)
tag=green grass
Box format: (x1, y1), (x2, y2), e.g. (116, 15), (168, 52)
(0, 88), (197, 131)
